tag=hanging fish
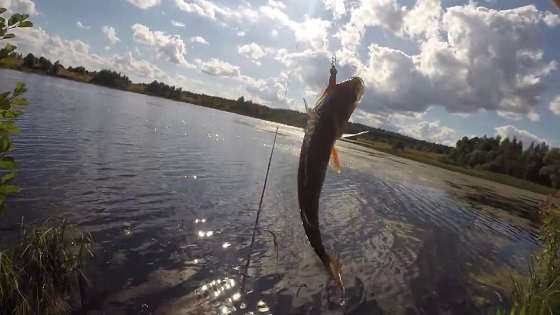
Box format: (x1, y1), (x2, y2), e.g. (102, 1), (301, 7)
(297, 60), (365, 292)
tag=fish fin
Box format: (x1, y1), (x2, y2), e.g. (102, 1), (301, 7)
(331, 147), (341, 174)
(341, 130), (369, 139)
(303, 98), (317, 118)
(315, 89), (329, 107)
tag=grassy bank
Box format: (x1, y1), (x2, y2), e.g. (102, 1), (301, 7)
(352, 137), (556, 195)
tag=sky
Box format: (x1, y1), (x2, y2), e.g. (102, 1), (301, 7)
(1, 0), (560, 147)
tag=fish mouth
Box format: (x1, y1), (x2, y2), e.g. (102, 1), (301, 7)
(341, 77), (365, 103)
(349, 77), (365, 103)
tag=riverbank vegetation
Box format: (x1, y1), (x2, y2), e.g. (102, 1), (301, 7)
(0, 8), (93, 314)
(0, 219), (93, 314)
(1, 41), (560, 195)
(502, 192), (560, 314)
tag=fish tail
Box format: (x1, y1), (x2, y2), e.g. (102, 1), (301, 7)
(326, 253), (344, 291)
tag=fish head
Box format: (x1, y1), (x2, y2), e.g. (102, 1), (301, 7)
(330, 77), (365, 136)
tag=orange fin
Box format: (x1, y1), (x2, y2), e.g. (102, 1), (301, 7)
(331, 147), (341, 174)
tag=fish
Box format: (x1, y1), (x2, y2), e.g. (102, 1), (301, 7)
(297, 76), (365, 291)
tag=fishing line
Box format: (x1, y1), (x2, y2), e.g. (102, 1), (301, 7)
(240, 126), (279, 294)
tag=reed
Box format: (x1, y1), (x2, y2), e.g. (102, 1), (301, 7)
(500, 192), (560, 314)
(0, 219), (93, 314)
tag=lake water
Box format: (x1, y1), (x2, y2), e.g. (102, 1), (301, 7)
(0, 69), (545, 314)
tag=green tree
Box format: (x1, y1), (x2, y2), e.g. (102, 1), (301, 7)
(91, 69), (131, 89)
(539, 149), (560, 189)
(22, 52), (36, 68)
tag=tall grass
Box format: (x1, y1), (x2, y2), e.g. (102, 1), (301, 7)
(0, 219), (93, 314)
(502, 192), (560, 314)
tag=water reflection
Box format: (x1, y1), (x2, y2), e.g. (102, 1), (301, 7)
(197, 230), (214, 238)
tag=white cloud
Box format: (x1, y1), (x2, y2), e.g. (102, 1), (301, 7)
(495, 125), (547, 147)
(8, 26), (106, 69)
(243, 76), (291, 106)
(543, 11), (560, 27)
(238, 42), (272, 64)
(174, 0), (258, 23)
(260, 6), (331, 51)
(336, 0), (404, 55)
(101, 25), (120, 44)
(399, 120), (458, 146)
(171, 20), (186, 27)
(270, 29), (278, 37)
(335, 3), (558, 122)
(126, 0), (161, 9)
(0, 0), (38, 14)
(323, 0), (346, 19)
(267, 0), (285, 9)
(76, 20), (90, 30)
(274, 49), (332, 92)
(190, 36), (208, 45)
(402, 0), (442, 39)
(197, 58), (240, 77)
(131, 23), (192, 67)
(112, 52), (167, 82)
(550, 96), (560, 115)
(175, 1), (329, 50)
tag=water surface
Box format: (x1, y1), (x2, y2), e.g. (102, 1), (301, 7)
(0, 69), (545, 314)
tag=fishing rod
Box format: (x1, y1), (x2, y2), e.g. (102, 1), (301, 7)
(240, 126), (279, 294)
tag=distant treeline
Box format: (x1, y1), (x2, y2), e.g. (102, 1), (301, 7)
(1, 52), (558, 189)
(443, 136), (560, 188)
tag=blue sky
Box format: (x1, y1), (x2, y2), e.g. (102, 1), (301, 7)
(2, 0), (560, 147)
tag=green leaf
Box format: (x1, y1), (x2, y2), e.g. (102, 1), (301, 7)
(14, 82), (25, 95)
(18, 21), (32, 28)
(2, 33), (14, 39)
(0, 122), (19, 134)
(0, 134), (10, 151)
(0, 8), (6, 14)
(0, 158), (18, 170)
(0, 185), (20, 194)
(0, 110), (15, 118)
(1, 172), (15, 184)
(7, 14), (20, 26)
(5, 43), (15, 51)
(11, 97), (27, 106)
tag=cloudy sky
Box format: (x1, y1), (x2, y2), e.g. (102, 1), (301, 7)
(1, 0), (560, 147)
